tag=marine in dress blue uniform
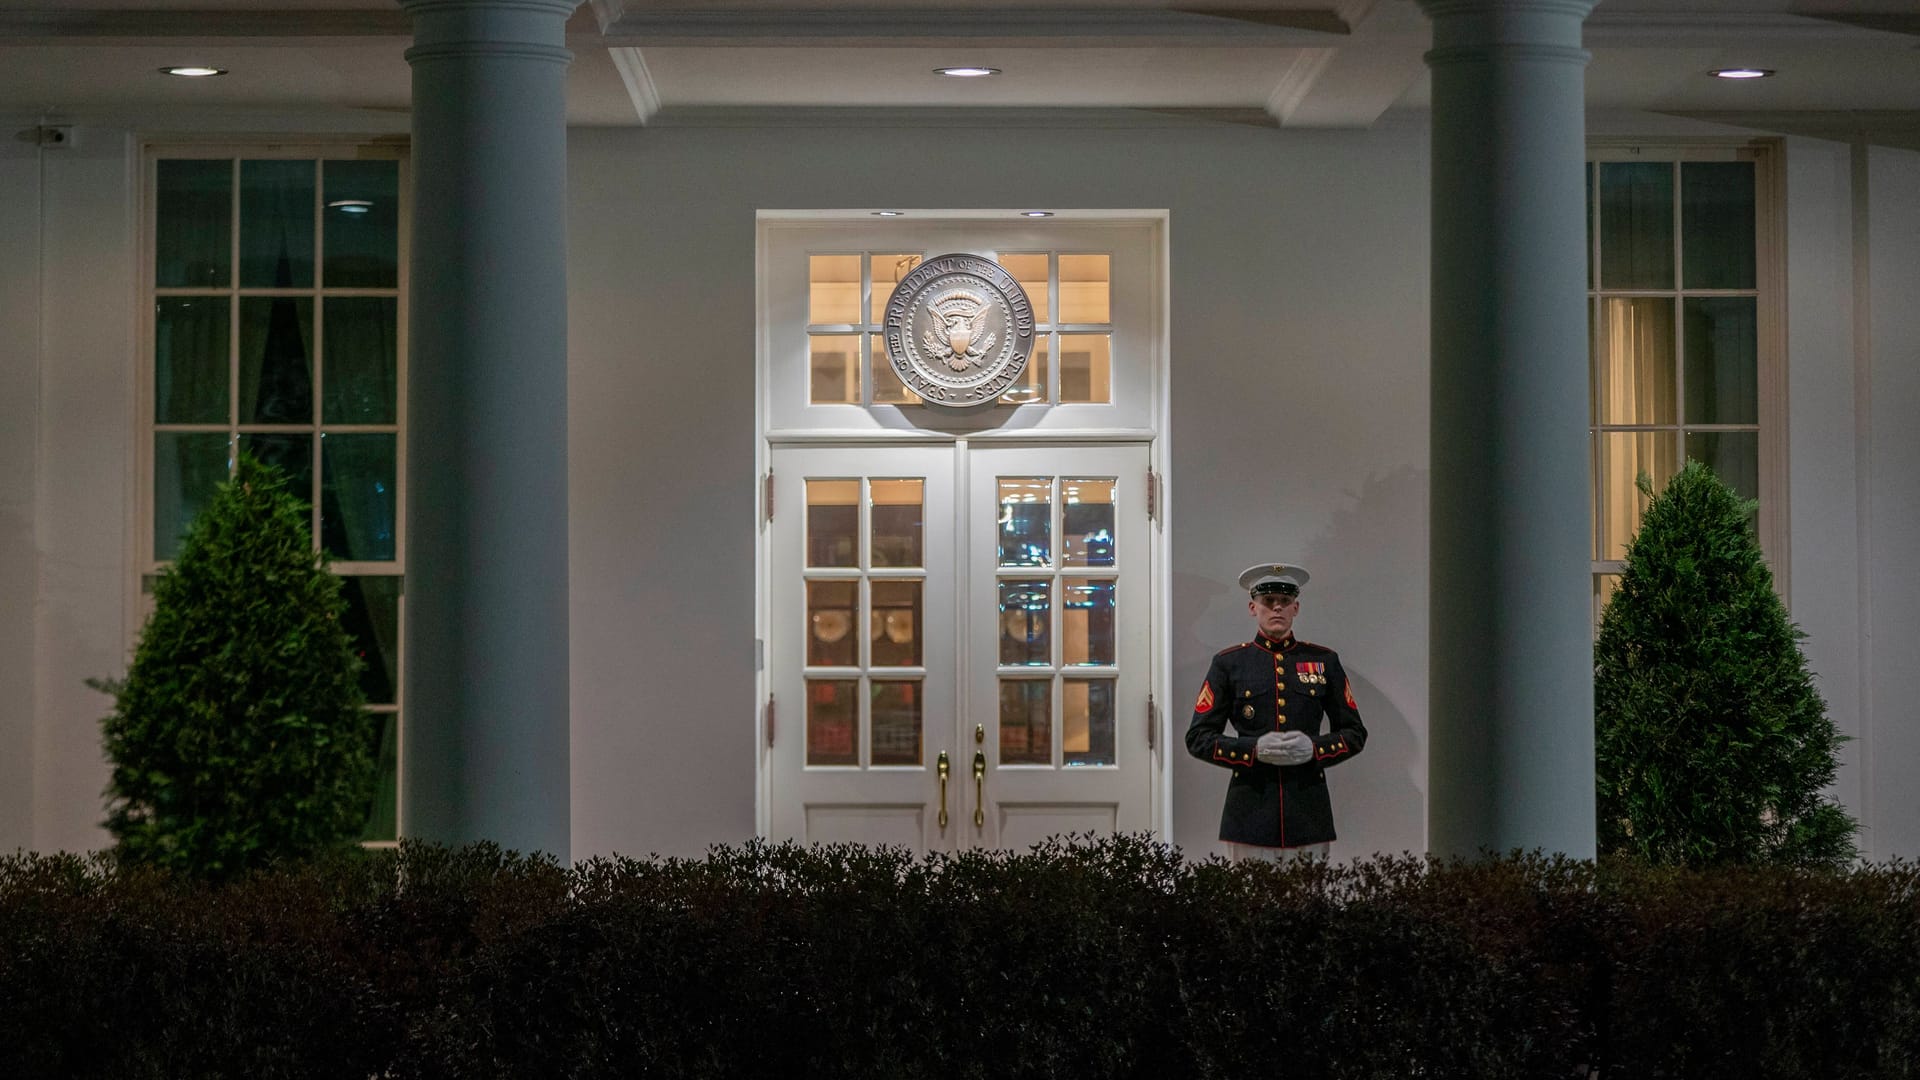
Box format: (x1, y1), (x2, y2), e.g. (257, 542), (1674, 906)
(1185, 563), (1368, 853)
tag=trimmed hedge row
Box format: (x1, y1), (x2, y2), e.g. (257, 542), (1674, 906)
(2, 836), (1917, 1079)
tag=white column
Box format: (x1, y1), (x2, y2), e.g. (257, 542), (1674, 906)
(1418, 0), (1597, 858)
(400, 0), (578, 856)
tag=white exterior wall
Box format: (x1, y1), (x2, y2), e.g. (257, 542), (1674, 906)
(0, 125), (43, 853)
(2, 112), (1914, 861)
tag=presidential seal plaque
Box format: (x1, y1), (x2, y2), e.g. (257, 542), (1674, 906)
(883, 253), (1035, 407)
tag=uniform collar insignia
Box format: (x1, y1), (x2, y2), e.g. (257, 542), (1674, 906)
(1255, 633), (1295, 653)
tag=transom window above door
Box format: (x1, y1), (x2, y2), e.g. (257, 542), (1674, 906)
(806, 251), (1114, 407)
(760, 217), (1160, 435)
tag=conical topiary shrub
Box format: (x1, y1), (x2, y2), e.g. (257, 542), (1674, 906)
(95, 454), (375, 877)
(1595, 460), (1857, 868)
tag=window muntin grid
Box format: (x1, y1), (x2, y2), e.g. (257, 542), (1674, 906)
(994, 475), (1119, 769)
(803, 476), (928, 768)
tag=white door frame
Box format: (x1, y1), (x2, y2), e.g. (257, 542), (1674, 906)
(753, 211), (1173, 844)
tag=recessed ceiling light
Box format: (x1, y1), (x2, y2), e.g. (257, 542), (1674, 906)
(871, 210), (905, 217)
(1021, 211), (1054, 218)
(1709, 68), (1774, 80)
(934, 66), (1000, 78)
(161, 66), (227, 78)
(328, 199), (374, 214)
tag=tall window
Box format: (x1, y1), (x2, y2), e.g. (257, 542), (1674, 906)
(145, 144), (406, 843)
(1588, 143), (1781, 622)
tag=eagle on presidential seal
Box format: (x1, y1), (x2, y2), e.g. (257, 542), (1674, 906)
(920, 288), (998, 372)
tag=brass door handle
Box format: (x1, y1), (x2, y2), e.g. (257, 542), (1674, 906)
(972, 750), (986, 829)
(937, 752), (950, 830)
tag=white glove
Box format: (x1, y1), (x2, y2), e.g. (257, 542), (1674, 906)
(1255, 730), (1314, 766)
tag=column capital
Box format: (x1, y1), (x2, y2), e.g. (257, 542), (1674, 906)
(400, 0), (581, 64)
(1417, 0), (1596, 66)
(400, 0), (581, 16)
(1416, 0), (1596, 17)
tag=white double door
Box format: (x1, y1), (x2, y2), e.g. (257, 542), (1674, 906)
(768, 442), (1153, 851)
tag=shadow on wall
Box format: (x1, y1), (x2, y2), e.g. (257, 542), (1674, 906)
(1299, 466), (1428, 860)
(1170, 467), (1429, 862)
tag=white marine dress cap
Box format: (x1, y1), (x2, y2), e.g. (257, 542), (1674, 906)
(1237, 563), (1311, 597)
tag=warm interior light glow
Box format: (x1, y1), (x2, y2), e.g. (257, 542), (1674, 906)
(934, 66), (1000, 78)
(161, 66), (227, 77)
(1709, 68), (1774, 79)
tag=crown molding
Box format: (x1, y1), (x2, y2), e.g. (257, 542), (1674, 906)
(0, 9), (410, 43)
(594, 7), (1349, 47)
(1584, 11), (1912, 46)
(628, 105), (1286, 129)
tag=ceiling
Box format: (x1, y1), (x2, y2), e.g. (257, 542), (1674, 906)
(1, 1), (1917, 144)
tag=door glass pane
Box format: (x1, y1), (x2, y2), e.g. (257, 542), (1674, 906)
(806, 679), (858, 765)
(1002, 333), (1049, 405)
(997, 477), (1052, 567)
(869, 478), (924, 567)
(155, 297), (230, 424)
(1595, 432), (1677, 561)
(998, 579), (1052, 666)
(1059, 254), (1110, 323)
(870, 680), (922, 766)
(872, 334), (921, 405)
(1595, 298), (1675, 426)
(869, 579), (923, 667)
(999, 679), (1051, 765)
(997, 253), (1050, 323)
(239, 296), (314, 425)
(1682, 162), (1756, 290)
(321, 433), (398, 561)
(1682, 297), (1758, 425)
(323, 297), (398, 424)
(1062, 478), (1116, 567)
(1059, 334), (1112, 404)
(807, 580), (858, 666)
(358, 711), (399, 842)
(1062, 580), (1116, 666)
(156, 159), (231, 288)
(810, 334), (859, 403)
(340, 574), (401, 704)
(871, 253), (922, 324)
(322, 159), (400, 288)
(806, 480), (859, 567)
(1685, 431), (1760, 507)
(809, 254), (862, 325)
(1064, 679), (1116, 767)
(240, 159), (315, 288)
(1600, 162), (1675, 290)
(154, 432), (230, 559)
(238, 433), (314, 508)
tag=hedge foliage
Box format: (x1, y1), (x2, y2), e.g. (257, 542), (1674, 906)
(2, 836), (1916, 1080)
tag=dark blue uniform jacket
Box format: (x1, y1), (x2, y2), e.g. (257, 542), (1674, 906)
(1184, 633), (1367, 848)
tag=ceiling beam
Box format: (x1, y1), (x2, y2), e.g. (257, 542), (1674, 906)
(1265, 0), (1425, 127)
(608, 47), (663, 124)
